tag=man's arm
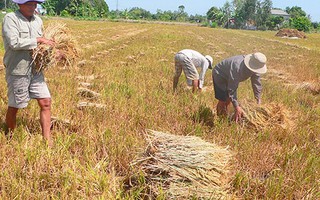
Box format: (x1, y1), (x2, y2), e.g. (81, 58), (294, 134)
(173, 75), (179, 93)
(251, 74), (262, 104)
(234, 105), (244, 123)
(192, 79), (200, 93)
(198, 63), (209, 89)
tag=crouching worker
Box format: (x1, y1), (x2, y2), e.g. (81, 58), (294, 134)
(2, 0), (55, 146)
(212, 52), (267, 122)
(173, 49), (213, 93)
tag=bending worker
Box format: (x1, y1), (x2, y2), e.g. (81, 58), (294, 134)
(173, 49), (213, 93)
(212, 52), (267, 122)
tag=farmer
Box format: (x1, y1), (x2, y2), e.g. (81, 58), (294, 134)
(212, 52), (267, 122)
(2, 0), (54, 146)
(173, 49), (213, 93)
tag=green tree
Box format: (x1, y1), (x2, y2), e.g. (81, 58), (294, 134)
(312, 22), (319, 30)
(286, 6), (311, 32)
(232, 0), (245, 28)
(128, 7), (152, 20)
(42, 0), (56, 15)
(286, 6), (306, 18)
(92, 0), (109, 17)
(207, 6), (225, 26)
(0, 0), (17, 10)
(256, 0), (272, 30)
(290, 16), (312, 32)
(153, 9), (173, 21)
(207, 6), (220, 21)
(266, 16), (284, 30)
(161, 10), (175, 21)
(188, 14), (206, 23)
(221, 1), (232, 27)
(66, 0), (80, 16)
(176, 5), (188, 21)
(242, 0), (257, 22)
(120, 9), (130, 19)
(42, 0), (108, 18)
(42, 0), (69, 15)
(178, 5), (185, 13)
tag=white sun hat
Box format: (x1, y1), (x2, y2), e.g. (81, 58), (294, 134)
(244, 52), (267, 74)
(12, 0), (45, 4)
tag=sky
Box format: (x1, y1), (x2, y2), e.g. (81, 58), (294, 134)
(105, 0), (320, 22)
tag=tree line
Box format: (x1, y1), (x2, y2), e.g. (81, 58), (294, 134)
(0, 0), (109, 18)
(206, 0), (316, 32)
(0, 0), (318, 32)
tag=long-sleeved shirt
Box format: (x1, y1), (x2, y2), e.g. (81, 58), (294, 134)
(179, 49), (210, 88)
(213, 55), (262, 108)
(2, 10), (42, 75)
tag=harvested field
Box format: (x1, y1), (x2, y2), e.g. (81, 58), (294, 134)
(0, 18), (319, 199)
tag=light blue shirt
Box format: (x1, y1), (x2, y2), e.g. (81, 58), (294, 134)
(2, 10), (42, 75)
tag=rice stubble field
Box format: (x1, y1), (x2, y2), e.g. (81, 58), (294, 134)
(0, 18), (319, 199)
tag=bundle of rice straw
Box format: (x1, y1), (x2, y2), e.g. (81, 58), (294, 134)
(130, 130), (233, 199)
(237, 101), (294, 131)
(32, 22), (79, 73)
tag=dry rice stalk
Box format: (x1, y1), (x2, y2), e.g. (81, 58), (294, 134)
(77, 101), (107, 109)
(78, 82), (93, 88)
(293, 81), (320, 95)
(75, 75), (95, 81)
(238, 101), (294, 131)
(130, 130), (233, 199)
(32, 22), (79, 73)
(50, 116), (79, 132)
(77, 87), (101, 99)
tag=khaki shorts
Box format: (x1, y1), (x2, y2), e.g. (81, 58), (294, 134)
(174, 53), (199, 85)
(6, 73), (51, 108)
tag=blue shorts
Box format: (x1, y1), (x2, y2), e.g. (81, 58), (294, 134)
(6, 73), (51, 108)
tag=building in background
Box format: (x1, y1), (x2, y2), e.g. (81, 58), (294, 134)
(271, 9), (290, 20)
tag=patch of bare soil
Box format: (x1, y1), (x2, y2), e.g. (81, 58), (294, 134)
(275, 29), (306, 39)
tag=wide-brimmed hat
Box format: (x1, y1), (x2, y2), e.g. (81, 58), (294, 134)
(205, 55), (213, 69)
(12, 0), (45, 4)
(244, 52), (267, 74)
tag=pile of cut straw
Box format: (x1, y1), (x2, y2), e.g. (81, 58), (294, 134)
(130, 130), (233, 199)
(32, 22), (79, 73)
(239, 102), (294, 131)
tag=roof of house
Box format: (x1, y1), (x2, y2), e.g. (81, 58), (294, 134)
(271, 9), (290, 16)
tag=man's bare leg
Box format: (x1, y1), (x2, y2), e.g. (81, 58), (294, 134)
(5, 106), (19, 136)
(37, 98), (52, 147)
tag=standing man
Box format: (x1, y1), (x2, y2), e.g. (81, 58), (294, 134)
(212, 52), (267, 122)
(173, 49), (213, 93)
(2, 0), (54, 146)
